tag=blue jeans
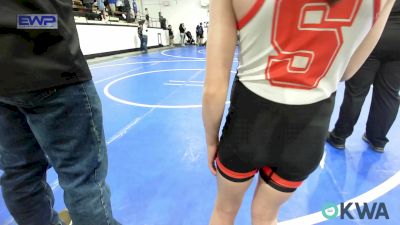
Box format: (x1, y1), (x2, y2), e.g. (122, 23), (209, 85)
(97, 0), (105, 10)
(0, 81), (120, 225)
(141, 35), (148, 53)
(180, 33), (185, 46)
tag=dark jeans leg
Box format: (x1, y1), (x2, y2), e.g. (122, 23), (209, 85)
(0, 103), (62, 225)
(366, 60), (400, 147)
(143, 35), (148, 53)
(331, 57), (381, 142)
(27, 81), (120, 225)
(0, 81), (120, 225)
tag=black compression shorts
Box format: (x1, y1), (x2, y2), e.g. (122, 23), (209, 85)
(216, 79), (336, 192)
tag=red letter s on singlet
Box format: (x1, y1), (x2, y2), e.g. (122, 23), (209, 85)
(266, 0), (362, 89)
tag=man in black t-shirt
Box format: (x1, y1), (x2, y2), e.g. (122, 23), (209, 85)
(0, 1), (121, 225)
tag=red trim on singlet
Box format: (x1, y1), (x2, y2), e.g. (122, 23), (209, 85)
(261, 167), (303, 189)
(373, 0), (381, 25)
(236, 0), (266, 30)
(216, 158), (258, 179)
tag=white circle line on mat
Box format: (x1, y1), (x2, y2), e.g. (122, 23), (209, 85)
(161, 49), (239, 62)
(104, 69), (233, 109)
(161, 49), (206, 60)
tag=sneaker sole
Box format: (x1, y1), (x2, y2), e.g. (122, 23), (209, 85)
(326, 138), (345, 150)
(362, 135), (384, 153)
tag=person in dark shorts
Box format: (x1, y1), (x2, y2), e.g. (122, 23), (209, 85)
(0, 1), (121, 225)
(202, 0), (395, 224)
(217, 78), (335, 192)
(327, 2), (400, 153)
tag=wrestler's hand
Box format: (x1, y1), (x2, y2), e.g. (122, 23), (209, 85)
(207, 144), (218, 176)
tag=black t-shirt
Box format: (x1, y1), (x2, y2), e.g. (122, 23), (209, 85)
(138, 26), (143, 37)
(199, 26), (204, 37)
(179, 25), (185, 34)
(0, 1), (92, 96)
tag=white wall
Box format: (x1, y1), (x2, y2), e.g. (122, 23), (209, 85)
(143, 0), (209, 43)
(76, 24), (168, 55)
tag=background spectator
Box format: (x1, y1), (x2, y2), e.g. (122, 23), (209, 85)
(141, 21), (149, 53)
(179, 23), (186, 46)
(138, 20), (144, 49)
(116, 0), (124, 17)
(159, 12), (167, 29)
(168, 25), (174, 46)
(145, 8), (150, 22)
(186, 31), (195, 45)
(97, 0), (107, 21)
(127, 0), (135, 22)
(123, 0), (133, 22)
(196, 24), (200, 45)
(108, 0), (117, 16)
(116, 0), (123, 8)
(132, 0), (138, 21)
(198, 22), (204, 46)
(82, 0), (94, 12)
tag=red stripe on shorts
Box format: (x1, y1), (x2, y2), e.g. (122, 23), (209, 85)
(216, 157), (258, 180)
(262, 167), (303, 189)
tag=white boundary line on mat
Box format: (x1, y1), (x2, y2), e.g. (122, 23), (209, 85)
(161, 49), (239, 62)
(103, 68), (232, 109)
(161, 49), (206, 60)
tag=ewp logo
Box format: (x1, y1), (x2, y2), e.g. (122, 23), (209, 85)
(17, 14), (58, 29)
(322, 202), (389, 220)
